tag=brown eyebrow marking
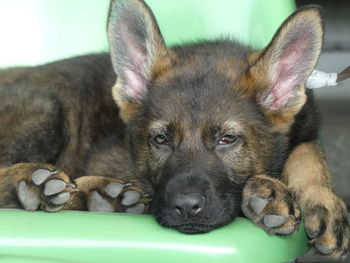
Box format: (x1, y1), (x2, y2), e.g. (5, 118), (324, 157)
(148, 120), (169, 134)
(221, 121), (245, 135)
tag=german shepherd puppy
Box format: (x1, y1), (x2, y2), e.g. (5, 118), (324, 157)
(0, 0), (348, 258)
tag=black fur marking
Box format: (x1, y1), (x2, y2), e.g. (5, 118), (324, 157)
(289, 90), (320, 149)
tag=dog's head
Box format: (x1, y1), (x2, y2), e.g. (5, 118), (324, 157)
(107, 0), (323, 233)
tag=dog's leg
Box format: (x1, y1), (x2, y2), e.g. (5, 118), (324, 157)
(63, 142), (154, 214)
(242, 174), (301, 236)
(66, 176), (152, 214)
(282, 142), (349, 257)
(0, 163), (76, 211)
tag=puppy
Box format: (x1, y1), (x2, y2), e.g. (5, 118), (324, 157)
(0, 0), (348, 258)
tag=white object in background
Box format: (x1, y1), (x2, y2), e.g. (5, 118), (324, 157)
(306, 70), (338, 89)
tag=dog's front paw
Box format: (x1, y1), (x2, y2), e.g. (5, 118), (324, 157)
(75, 176), (151, 214)
(242, 175), (301, 235)
(17, 166), (76, 212)
(303, 189), (349, 258)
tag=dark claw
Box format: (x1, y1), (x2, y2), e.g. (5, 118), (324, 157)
(66, 182), (76, 188)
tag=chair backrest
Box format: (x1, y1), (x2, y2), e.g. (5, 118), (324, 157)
(0, 0), (295, 68)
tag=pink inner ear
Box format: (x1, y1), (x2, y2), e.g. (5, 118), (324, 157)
(120, 23), (149, 99)
(124, 68), (147, 99)
(261, 37), (309, 110)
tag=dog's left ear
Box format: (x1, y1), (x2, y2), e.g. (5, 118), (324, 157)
(247, 7), (323, 131)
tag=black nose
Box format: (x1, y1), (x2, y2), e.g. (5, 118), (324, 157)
(172, 193), (206, 218)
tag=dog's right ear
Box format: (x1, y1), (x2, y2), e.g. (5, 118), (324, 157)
(108, 0), (171, 120)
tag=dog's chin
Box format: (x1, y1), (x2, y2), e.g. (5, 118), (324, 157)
(155, 211), (235, 234)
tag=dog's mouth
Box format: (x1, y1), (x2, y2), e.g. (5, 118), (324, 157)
(172, 224), (216, 234)
(171, 219), (232, 234)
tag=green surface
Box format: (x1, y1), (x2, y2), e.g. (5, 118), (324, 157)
(148, 0), (296, 49)
(0, 210), (308, 263)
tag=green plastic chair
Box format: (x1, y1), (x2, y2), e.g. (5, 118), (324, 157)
(0, 1), (309, 263)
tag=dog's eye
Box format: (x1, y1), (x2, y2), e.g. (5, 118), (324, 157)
(218, 134), (238, 146)
(152, 134), (169, 146)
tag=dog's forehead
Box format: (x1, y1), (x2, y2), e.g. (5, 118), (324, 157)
(148, 67), (262, 133)
(152, 43), (252, 98)
(145, 43), (265, 131)
(151, 72), (238, 119)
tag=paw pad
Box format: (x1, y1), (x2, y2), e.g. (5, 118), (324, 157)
(121, 191), (141, 206)
(250, 197), (268, 214)
(315, 243), (334, 255)
(89, 191), (115, 212)
(17, 181), (40, 211)
(105, 182), (124, 198)
(44, 179), (67, 195)
(88, 181), (146, 214)
(32, 169), (58, 186)
(51, 192), (70, 205)
(263, 214), (286, 228)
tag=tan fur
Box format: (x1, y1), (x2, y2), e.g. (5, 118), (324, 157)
(247, 50), (262, 65)
(282, 142), (349, 258)
(282, 142), (332, 189)
(215, 58), (249, 82)
(112, 80), (141, 123)
(151, 50), (176, 79)
(282, 143), (344, 213)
